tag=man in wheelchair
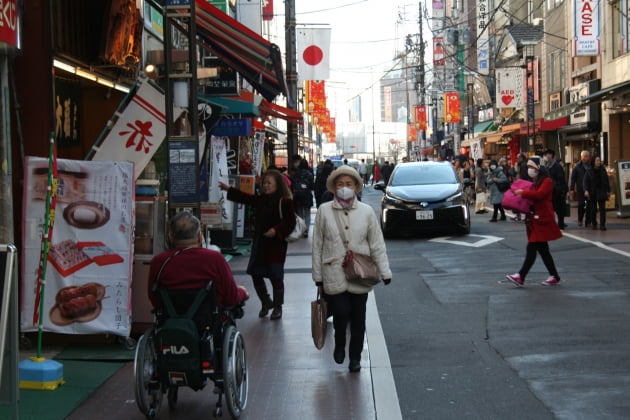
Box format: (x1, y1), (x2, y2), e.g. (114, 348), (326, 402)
(135, 211), (249, 419)
(148, 210), (249, 311)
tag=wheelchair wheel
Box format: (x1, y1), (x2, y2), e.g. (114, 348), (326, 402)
(134, 328), (163, 419)
(222, 325), (248, 418)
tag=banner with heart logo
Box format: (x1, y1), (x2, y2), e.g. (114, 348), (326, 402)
(496, 67), (525, 109)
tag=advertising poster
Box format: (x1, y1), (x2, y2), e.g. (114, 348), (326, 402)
(616, 160), (630, 216)
(21, 157), (134, 336)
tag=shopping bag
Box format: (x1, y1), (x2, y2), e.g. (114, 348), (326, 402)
(342, 250), (380, 287)
(311, 290), (327, 350)
(502, 179), (533, 214)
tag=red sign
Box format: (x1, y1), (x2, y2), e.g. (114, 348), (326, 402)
(433, 37), (445, 66)
(444, 93), (461, 123)
(0, 0), (19, 48)
(414, 105), (428, 130)
(262, 0), (274, 21)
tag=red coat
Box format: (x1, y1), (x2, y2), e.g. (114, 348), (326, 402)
(521, 177), (563, 243)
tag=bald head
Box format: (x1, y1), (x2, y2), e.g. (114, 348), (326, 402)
(169, 211), (201, 247)
(580, 150), (590, 164)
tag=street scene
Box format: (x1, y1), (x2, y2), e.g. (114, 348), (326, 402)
(2, 1), (630, 420)
(8, 188), (626, 420)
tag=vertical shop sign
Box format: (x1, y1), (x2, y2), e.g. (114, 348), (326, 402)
(444, 93), (461, 123)
(22, 158), (133, 336)
(414, 105), (428, 130)
(574, 0), (600, 55)
(0, 0), (19, 48)
(477, 0), (490, 74)
(496, 68), (525, 109)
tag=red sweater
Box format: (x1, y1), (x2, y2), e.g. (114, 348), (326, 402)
(147, 247), (247, 309)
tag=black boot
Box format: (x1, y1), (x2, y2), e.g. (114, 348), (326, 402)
(270, 290), (284, 320)
(253, 282), (274, 318)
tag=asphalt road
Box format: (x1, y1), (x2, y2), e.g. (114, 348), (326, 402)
(361, 186), (630, 420)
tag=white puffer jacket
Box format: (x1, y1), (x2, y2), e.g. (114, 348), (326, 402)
(312, 198), (392, 295)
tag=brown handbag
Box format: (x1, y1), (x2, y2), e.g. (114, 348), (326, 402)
(311, 289), (327, 350)
(333, 210), (381, 287)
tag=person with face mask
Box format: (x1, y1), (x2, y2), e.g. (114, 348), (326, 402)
(505, 159), (563, 287)
(219, 169), (297, 320)
(312, 165), (392, 372)
(486, 159), (508, 222)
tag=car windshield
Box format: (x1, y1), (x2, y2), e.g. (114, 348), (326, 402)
(390, 165), (457, 186)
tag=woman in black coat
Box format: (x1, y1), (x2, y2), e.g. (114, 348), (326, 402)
(583, 156), (611, 230)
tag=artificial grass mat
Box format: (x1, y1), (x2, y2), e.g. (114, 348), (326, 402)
(54, 344), (135, 361)
(0, 360), (124, 420)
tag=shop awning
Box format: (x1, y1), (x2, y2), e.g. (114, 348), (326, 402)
(200, 90), (302, 124)
(485, 134), (503, 143)
(200, 95), (260, 116)
(474, 120), (497, 134)
(544, 80), (630, 120)
(259, 99), (303, 124)
(171, 1), (288, 102)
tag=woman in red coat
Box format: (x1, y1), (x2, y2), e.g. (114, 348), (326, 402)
(506, 159), (562, 287)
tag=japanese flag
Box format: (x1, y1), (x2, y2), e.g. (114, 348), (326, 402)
(297, 27), (331, 81)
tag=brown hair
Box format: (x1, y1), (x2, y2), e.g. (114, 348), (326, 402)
(263, 169), (293, 199)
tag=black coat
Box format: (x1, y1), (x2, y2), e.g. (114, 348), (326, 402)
(583, 166), (610, 201)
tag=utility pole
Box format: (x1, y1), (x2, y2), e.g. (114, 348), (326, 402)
(285, 0), (298, 166)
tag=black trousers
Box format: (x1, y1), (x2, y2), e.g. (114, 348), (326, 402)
(519, 242), (559, 280)
(327, 292), (368, 361)
(577, 191), (590, 224)
(551, 191), (565, 227)
(588, 199), (607, 227)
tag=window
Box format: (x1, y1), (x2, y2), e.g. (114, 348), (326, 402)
(549, 92), (561, 110)
(612, 0), (630, 57)
(548, 49), (566, 92)
(546, 0), (563, 11)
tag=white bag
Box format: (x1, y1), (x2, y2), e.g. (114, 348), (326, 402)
(279, 200), (307, 242)
(286, 215), (307, 242)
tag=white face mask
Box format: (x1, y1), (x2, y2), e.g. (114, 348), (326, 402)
(336, 186), (355, 200)
(490, 164), (497, 170)
(528, 168), (539, 178)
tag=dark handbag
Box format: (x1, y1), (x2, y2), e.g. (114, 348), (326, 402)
(342, 250), (380, 287)
(311, 289), (327, 350)
(333, 211), (381, 287)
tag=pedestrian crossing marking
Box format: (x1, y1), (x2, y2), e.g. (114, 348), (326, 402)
(429, 234), (503, 247)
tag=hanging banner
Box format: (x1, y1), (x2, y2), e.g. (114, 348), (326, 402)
(21, 157), (134, 337)
(209, 136), (234, 224)
(574, 0), (600, 56)
(433, 37), (445, 66)
(444, 93), (461, 123)
(262, 0), (273, 21)
(252, 131), (265, 176)
(477, 0), (490, 74)
(496, 67), (525, 109)
(414, 105), (428, 130)
(91, 78), (168, 179)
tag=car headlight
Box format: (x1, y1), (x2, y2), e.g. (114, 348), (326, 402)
(445, 192), (462, 203)
(383, 193), (403, 205)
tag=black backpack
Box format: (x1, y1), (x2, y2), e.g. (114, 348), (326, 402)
(497, 180), (511, 192)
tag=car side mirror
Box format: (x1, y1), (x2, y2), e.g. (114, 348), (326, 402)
(374, 182), (386, 192)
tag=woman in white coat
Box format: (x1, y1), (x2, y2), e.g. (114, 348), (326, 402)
(312, 165), (392, 372)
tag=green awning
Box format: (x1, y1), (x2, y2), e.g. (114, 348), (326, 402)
(198, 95), (260, 116)
(474, 120), (497, 134)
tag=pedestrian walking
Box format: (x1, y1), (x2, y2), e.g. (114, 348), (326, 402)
(543, 149), (568, 229)
(569, 150), (591, 227)
(474, 158), (488, 214)
(312, 165), (392, 372)
(371, 162), (381, 185)
(219, 169), (296, 320)
(381, 161), (393, 185)
(314, 159), (334, 208)
(358, 159), (369, 186)
(583, 155), (611, 230)
(511, 153), (531, 221)
(506, 159), (563, 287)
(486, 159), (507, 222)
(291, 159), (314, 237)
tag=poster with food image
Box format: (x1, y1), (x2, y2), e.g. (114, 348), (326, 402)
(21, 157), (134, 336)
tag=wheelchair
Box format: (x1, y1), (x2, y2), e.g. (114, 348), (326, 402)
(133, 283), (248, 419)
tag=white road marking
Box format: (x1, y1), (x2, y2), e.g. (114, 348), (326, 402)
(429, 234), (504, 247)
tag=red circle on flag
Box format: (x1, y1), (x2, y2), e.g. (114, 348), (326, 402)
(302, 45), (324, 66)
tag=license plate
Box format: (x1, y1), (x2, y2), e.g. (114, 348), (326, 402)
(416, 210), (434, 220)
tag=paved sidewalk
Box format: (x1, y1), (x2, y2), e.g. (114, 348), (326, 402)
(61, 213), (402, 420)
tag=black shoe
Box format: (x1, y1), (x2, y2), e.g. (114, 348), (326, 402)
(258, 301), (274, 318)
(348, 360), (361, 372)
(270, 306), (282, 320)
(333, 347), (345, 364)
(499, 216), (507, 221)
(559, 224), (568, 229)
(600, 225), (607, 231)
(489, 218), (497, 222)
(475, 210), (484, 214)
